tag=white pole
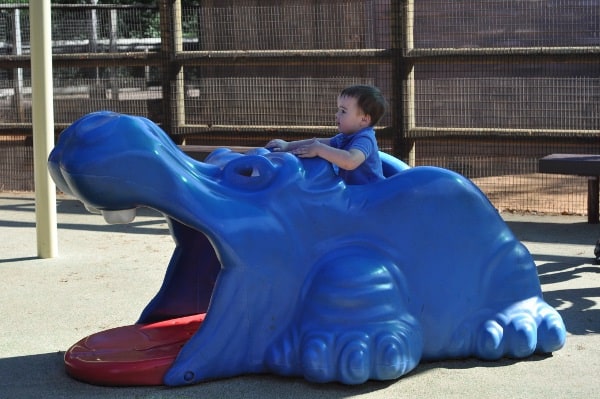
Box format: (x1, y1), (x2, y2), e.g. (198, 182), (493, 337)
(30, 1), (58, 258)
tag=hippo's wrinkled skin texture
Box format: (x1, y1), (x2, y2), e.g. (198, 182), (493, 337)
(49, 111), (566, 386)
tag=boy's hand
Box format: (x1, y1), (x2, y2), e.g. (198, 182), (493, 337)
(265, 139), (288, 152)
(292, 139), (321, 158)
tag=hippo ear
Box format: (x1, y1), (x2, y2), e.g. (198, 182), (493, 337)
(222, 155), (276, 190)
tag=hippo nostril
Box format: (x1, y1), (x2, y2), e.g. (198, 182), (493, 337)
(222, 155), (276, 190)
(238, 166), (254, 177)
(183, 371), (195, 382)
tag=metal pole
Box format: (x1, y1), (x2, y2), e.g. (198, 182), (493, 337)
(30, 0), (58, 258)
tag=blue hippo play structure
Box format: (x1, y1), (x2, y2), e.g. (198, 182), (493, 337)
(48, 111), (566, 387)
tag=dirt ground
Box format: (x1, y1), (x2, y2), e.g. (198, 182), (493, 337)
(473, 173), (588, 216)
(0, 140), (34, 192)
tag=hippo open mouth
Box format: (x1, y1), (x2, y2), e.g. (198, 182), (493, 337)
(48, 111), (322, 385)
(50, 111), (565, 387)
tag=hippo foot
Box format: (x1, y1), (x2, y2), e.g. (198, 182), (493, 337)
(473, 297), (565, 361)
(266, 322), (422, 385)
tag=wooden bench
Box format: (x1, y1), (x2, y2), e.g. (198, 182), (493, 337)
(538, 154), (600, 224)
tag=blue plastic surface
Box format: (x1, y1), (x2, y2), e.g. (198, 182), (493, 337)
(49, 111), (566, 386)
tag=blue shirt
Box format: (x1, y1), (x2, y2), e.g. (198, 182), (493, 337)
(329, 127), (384, 185)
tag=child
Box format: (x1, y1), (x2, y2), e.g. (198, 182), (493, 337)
(266, 84), (387, 185)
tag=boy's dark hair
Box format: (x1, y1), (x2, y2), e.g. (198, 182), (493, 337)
(339, 85), (387, 126)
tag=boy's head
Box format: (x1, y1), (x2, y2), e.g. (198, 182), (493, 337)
(339, 85), (387, 126)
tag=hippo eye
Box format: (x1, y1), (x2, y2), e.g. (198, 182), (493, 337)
(222, 155), (276, 190)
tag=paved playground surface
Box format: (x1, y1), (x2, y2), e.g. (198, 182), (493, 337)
(0, 192), (598, 398)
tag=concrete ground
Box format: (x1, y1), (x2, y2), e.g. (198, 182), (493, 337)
(0, 192), (598, 399)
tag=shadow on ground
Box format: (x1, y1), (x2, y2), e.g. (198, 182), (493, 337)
(0, 350), (560, 399)
(0, 196), (169, 235)
(505, 219), (600, 246)
(0, 351), (395, 399)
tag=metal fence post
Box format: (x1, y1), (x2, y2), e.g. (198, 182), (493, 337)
(392, 0), (415, 164)
(159, 0), (184, 142)
(12, 8), (25, 122)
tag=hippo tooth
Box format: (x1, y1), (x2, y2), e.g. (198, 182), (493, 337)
(84, 203), (101, 214)
(101, 209), (137, 224)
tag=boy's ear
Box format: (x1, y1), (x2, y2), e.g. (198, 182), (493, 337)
(361, 114), (372, 125)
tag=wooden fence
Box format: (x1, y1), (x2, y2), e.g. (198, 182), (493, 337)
(1, 0), (599, 215)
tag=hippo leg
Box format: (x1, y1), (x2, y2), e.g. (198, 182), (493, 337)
(473, 297), (566, 360)
(266, 253), (423, 384)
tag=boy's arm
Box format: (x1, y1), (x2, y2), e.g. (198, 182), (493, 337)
(293, 141), (366, 171)
(266, 138), (330, 152)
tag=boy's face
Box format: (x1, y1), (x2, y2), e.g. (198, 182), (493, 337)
(336, 95), (371, 134)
